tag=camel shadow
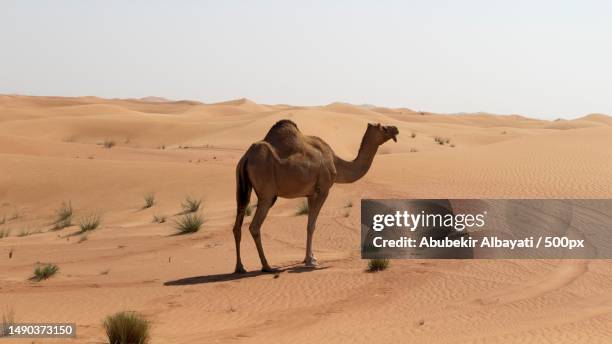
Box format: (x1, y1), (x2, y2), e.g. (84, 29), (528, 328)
(164, 265), (329, 286)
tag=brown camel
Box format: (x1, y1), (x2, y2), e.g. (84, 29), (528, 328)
(232, 120), (399, 273)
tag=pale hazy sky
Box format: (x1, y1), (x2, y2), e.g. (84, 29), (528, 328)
(2, 1), (611, 119)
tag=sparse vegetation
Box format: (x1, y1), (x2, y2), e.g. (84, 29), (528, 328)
(367, 258), (390, 272)
(1, 308), (15, 337)
(103, 311), (150, 344)
(245, 204), (253, 216)
(53, 201), (73, 230)
(181, 196), (201, 213)
(174, 213), (203, 234)
(78, 234), (88, 243)
(152, 215), (166, 223)
(345, 200), (353, 208)
(103, 139), (116, 148)
(79, 213), (100, 233)
(0, 229), (10, 239)
(295, 200), (309, 216)
(18, 228), (41, 237)
(143, 193), (156, 209)
(8, 210), (19, 221)
(434, 137), (451, 146)
(33, 263), (59, 281)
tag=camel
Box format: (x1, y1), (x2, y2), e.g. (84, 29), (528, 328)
(232, 120), (399, 273)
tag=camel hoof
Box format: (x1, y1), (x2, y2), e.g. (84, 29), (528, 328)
(234, 266), (247, 274)
(304, 258), (319, 267)
(261, 266), (279, 273)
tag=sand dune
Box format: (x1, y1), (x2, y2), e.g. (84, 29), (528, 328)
(1, 95), (612, 343)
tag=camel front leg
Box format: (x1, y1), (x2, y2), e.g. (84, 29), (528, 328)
(304, 190), (329, 266)
(249, 198), (276, 272)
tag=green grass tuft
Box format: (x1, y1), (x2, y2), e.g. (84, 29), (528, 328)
(367, 258), (390, 272)
(53, 201), (73, 230)
(245, 204), (253, 216)
(143, 193), (155, 209)
(295, 200), (309, 216)
(174, 213), (203, 234)
(33, 263), (59, 281)
(79, 213), (100, 233)
(103, 311), (150, 344)
(181, 196), (201, 213)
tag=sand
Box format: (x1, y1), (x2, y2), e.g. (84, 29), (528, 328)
(1, 94), (612, 343)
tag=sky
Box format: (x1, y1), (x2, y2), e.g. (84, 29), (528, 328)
(1, 0), (611, 119)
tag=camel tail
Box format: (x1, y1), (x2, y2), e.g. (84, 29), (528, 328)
(235, 155), (252, 214)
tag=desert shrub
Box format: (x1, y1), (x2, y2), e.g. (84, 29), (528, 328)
(79, 214), (100, 233)
(152, 215), (166, 223)
(181, 196), (201, 213)
(33, 263), (59, 281)
(295, 200), (309, 216)
(143, 193), (155, 209)
(346, 200), (353, 208)
(174, 213), (203, 234)
(18, 229), (40, 237)
(367, 258), (390, 272)
(53, 201), (73, 229)
(103, 139), (116, 148)
(245, 205), (253, 216)
(103, 311), (150, 344)
(0, 229), (10, 239)
(1, 308), (15, 337)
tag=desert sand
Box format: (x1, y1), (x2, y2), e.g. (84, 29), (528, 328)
(1, 94), (612, 343)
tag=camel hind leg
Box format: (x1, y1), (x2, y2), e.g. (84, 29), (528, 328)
(249, 196), (277, 272)
(233, 156), (252, 274)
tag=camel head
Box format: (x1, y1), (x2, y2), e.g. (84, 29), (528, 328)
(366, 123), (399, 144)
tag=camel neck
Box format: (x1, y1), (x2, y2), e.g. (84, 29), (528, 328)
(334, 134), (378, 184)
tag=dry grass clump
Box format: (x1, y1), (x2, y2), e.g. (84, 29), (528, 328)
(174, 213), (203, 234)
(103, 139), (116, 148)
(295, 200), (309, 216)
(53, 201), (73, 229)
(434, 136), (451, 145)
(143, 193), (156, 209)
(152, 214), (166, 223)
(181, 196), (201, 214)
(1, 308), (15, 337)
(367, 258), (390, 272)
(103, 311), (150, 344)
(78, 234), (88, 243)
(33, 263), (59, 281)
(0, 228), (10, 239)
(79, 213), (100, 233)
(245, 204), (254, 216)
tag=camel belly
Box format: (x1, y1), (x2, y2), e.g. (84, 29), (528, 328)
(273, 163), (318, 198)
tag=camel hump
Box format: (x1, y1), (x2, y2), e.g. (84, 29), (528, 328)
(263, 119), (303, 157)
